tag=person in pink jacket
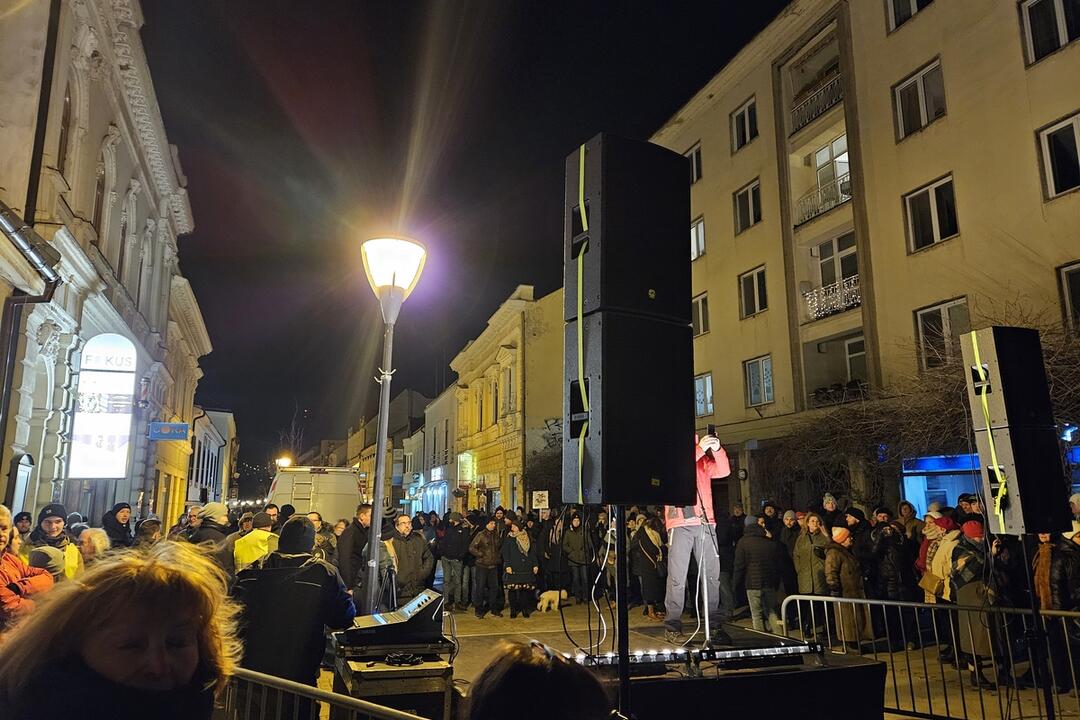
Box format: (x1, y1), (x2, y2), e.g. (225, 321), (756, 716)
(663, 434), (732, 644)
(0, 505), (54, 630)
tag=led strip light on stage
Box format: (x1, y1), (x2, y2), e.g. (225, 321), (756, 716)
(566, 642), (822, 667)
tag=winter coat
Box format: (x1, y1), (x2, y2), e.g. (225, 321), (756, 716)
(436, 523), (470, 560)
(561, 526), (588, 565)
(0, 551), (53, 627)
(779, 524), (801, 557)
(336, 518), (370, 589)
(5, 656), (215, 719)
(1050, 536), (1080, 612)
(234, 528), (279, 573)
(502, 534), (538, 586)
(234, 551), (355, 685)
(313, 525), (337, 565)
(733, 525), (781, 591)
(929, 530), (962, 602)
(630, 527), (664, 578)
(188, 520), (234, 574)
(824, 540), (872, 642)
(389, 531), (434, 599)
(873, 528), (916, 601)
(24, 528), (83, 579)
(101, 510), (134, 547)
(951, 536), (994, 657)
(793, 530), (829, 595)
(469, 528), (502, 568)
(664, 440), (730, 530)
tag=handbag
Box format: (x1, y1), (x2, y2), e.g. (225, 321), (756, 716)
(918, 570), (944, 597)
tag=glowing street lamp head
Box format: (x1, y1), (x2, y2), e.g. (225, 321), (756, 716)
(275, 456), (292, 469)
(360, 236), (426, 324)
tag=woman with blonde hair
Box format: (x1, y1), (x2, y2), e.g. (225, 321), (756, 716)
(0, 541), (241, 718)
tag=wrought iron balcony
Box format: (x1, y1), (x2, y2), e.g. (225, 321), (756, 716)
(803, 274), (861, 321)
(791, 73), (844, 134)
(810, 379), (869, 407)
(795, 172), (852, 226)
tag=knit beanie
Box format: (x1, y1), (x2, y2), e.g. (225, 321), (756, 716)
(934, 516), (958, 532)
(823, 493), (837, 507)
(111, 502), (131, 513)
(198, 502), (228, 521)
(831, 526), (851, 544)
(252, 512), (273, 530)
(37, 503), (67, 526)
(279, 516), (316, 553)
(13, 511), (31, 525)
(961, 520), (984, 540)
(28, 545), (66, 581)
(783, 510), (796, 521)
(65, 512), (84, 526)
(745, 515), (759, 527)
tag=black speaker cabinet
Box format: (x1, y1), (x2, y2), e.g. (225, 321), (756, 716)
(563, 311), (695, 506)
(563, 134), (690, 325)
(959, 326), (1070, 535)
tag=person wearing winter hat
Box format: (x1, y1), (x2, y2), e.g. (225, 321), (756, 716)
(1070, 493), (1080, 520)
(233, 515), (354, 704)
(28, 545), (66, 583)
(134, 516), (163, 546)
(824, 525), (871, 644)
(821, 493), (843, 533)
(101, 502), (134, 548)
(951, 517), (996, 688)
(780, 510), (801, 557)
(23, 503), (82, 579)
(188, 502), (233, 574)
(233, 512), (279, 574)
(13, 511), (32, 541)
(65, 512), (84, 527)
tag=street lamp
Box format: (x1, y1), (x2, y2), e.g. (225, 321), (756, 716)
(275, 456), (292, 469)
(359, 235), (426, 615)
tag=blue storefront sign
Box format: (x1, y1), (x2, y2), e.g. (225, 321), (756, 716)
(148, 422), (189, 441)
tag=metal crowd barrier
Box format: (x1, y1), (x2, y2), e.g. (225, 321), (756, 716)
(780, 594), (1080, 719)
(218, 667), (428, 720)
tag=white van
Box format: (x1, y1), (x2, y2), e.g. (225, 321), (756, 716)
(267, 467), (367, 524)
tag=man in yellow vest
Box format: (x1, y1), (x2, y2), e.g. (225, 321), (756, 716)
(21, 503), (82, 579)
(234, 512), (279, 573)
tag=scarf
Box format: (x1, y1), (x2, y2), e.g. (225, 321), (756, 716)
(1033, 541), (1053, 610)
(27, 527), (69, 549)
(643, 526), (663, 557)
(514, 530), (531, 555)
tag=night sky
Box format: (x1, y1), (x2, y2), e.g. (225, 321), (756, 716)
(140, 1), (790, 468)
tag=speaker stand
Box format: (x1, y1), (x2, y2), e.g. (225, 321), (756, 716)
(614, 504), (631, 714)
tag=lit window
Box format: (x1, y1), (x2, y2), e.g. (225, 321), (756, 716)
(887, 0), (934, 31)
(690, 218), (705, 260)
(818, 231), (858, 287)
(744, 355), (774, 407)
(1022, 0), (1080, 63)
(1062, 261), (1080, 330)
(916, 298), (970, 369)
(1040, 112), (1080, 197)
(734, 179), (762, 234)
(694, 373), (714, 417)
(739, 266), (767, 318)
(691, 293), (710, 336)
(732, 98), (758, 152)
(905, 176), (958, 250)
(894, 61), (946, 139)
(686, 144), (702, 184)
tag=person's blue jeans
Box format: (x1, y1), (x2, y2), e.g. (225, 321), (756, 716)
(441, 558), (465, 605)
(746, 587), (781, 633)
(570, 562), (589, 602)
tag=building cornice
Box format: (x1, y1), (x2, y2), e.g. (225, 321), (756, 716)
(451, 285), (533, 376)
(169, 275), (211, 357)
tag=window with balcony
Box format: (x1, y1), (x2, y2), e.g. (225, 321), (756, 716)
(845, 336), (867, 380)
(1062, 261), (1080, 329)
(690, 217), (705, 260)
(916, 298), (970, 369)
(734, 179), (761, 234)
(739, 266), (767, 318)
(732, 98), (758, 152)
(1040, 112), (1080, 197)
(694, 373), (714, 417)
(805, 232), (861, 320)
(797, 134), (852, 225)
(894, 60), (946, 139)
(744, 355), (774, 407)
(1022, 0), (1080, 63)
(687, 143), (702, 184)
(692, 293), (710, 336)
(905, 176), (958, 250)
(818, 231), (857, 287)
(887, 0), (934, 31)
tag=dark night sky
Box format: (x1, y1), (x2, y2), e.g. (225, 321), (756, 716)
(139, 1), (789, 465)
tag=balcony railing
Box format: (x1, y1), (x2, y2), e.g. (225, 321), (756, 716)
(795, 172), (852, 226)
(790, 73), (843, 134)
(809, 379), (869, 408)
(803, 274), (861, 321)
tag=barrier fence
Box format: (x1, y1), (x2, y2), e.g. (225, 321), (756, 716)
(780, 594), (1080, 719)
(218, 667), (428, 720)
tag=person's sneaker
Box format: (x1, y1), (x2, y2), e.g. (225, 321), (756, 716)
(475, 612), (486, 619)
(664, 629), (682, 644)
(708, 628), (733, 646)
(491, 610), (504, 617)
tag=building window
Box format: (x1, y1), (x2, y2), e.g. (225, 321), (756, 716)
(117, 215), (128, 277)
(691, 293), (710, 336)
(1022, 0), (1080, 63)
(845, 336), (867, 380)
(1062, 261), (1080, 329)
(1040, 112), (1080, 197)
(818, 231), (858, 286)
(57, 83), (72, 178)
(739, 266), (767, 318)
(686, 143), (702, 184)
(734, 179), (762, 234)
(476, 387), (484, 430)
(887, 0), (934, 31)
(815, 134), (850, 191)
(916, 298), (970, 369)
(690, 217), (705, 260)
(91, 162), (105, 244)
(744, 355), (774, 407)
(894, 60), (946, 139)
(905, 176), (958, 250)
(731, 98), (758, 152)
(492, 378), (499, 422)
(694, 373), (714, 417)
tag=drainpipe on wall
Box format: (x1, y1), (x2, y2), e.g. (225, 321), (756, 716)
(188, 407), (207, 502)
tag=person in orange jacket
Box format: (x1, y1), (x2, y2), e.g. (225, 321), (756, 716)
(0, 505), (54, 629)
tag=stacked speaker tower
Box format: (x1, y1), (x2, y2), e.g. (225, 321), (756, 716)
(561, 134), (695, 507)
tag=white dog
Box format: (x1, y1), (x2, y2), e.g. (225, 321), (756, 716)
(537, 589), (568, 612)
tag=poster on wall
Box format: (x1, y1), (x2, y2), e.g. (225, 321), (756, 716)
(69, 333), (137, 479)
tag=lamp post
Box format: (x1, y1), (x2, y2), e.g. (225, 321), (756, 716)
(275, 456), (292, 469)
(359, 236), (426, 615)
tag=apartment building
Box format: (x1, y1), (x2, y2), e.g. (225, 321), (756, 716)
(652, 0), (1080, 512)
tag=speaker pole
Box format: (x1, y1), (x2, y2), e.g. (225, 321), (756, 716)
(1020, 537), (1057, 720)
(614, 504), (631, 714)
